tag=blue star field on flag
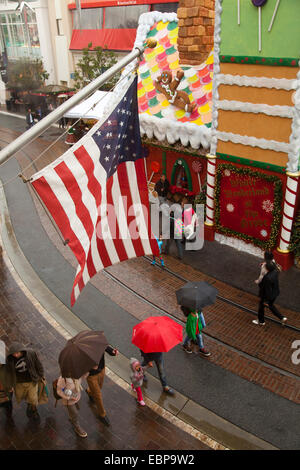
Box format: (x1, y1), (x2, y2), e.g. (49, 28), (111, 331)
(92, 75), (144, 179)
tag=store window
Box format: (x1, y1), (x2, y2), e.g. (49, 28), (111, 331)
(73, 7), (103, 30)
(151, 3), (178, 13)
(0, 11), (40, 59)
(104, 5), (148, 29)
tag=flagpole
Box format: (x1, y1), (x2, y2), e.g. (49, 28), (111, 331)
(0, 39), (156, 167)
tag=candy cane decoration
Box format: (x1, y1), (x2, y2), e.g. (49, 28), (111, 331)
(192, 160), (203, 193)
(268, 0), (281, 32)
(278, 172), (300, 253)
(252, 0), (268, 52)
(205, 155), (217, 226)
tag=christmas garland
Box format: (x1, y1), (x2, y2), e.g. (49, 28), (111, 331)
(219, 55), (299, 67)
(214, 164), (283, 250)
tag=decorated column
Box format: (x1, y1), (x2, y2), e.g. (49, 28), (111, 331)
(276, 171), (300, 269)
(204, 154), (217, 240)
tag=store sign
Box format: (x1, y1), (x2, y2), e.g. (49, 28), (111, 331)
(218, 168), (276, 242)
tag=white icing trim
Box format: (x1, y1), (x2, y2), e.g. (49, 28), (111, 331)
(139, 114), (211, 149)
(216, 131), (291, 153)
(210, 0), (223, 156)
(287, 64), (300, 172)
(217, 100), (294, 118)
(119, 12), (179, 78)
(214, 233), (264, 258)
(217, 74), (297, 91)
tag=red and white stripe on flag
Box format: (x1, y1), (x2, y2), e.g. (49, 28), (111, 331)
(31, 75), (159, 306)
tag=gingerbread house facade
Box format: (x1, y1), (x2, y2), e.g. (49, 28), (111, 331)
(132, 0), (300, 267)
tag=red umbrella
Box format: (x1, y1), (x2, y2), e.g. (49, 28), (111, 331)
(132, 316), (183, 353)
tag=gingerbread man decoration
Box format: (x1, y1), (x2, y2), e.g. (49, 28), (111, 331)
(155, 70), (197, 114)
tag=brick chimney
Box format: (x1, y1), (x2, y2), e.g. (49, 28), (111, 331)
(177, 0), (215, 66)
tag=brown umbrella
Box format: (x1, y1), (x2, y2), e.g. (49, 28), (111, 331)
(58, 330), (108, 379)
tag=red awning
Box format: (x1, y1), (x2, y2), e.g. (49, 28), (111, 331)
(68, 0), (173, 8)
(69, 29), (137, 51)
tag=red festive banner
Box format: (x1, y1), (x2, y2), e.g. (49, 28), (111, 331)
(218, 168), (276, 242)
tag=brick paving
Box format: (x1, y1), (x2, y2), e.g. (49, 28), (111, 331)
(1, 128), (300, 408)
(0, 254), (210, 451)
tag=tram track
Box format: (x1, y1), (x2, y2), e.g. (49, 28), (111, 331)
(102, 258), (300, 383)
(143, 256), (300, 334)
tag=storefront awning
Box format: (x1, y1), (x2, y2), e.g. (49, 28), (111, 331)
(69, 29), (137, 51)
(63, 89), (113, 120)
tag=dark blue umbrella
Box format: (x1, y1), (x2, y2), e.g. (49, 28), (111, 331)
(176, 281), (218, 310)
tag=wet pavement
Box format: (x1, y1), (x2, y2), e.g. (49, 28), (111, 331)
(0, 112), (299, 450)
(0, 251), (211, 451)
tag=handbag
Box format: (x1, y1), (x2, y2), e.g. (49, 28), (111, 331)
(38, 378), (49, 404)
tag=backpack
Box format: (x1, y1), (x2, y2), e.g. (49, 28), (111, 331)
(52, 379), (61, 406)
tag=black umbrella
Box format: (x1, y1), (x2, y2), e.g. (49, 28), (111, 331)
(58, 330), (108, 379)
(176, 281), (218, 310)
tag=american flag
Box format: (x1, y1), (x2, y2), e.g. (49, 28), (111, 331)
(31, 75), (159, 306)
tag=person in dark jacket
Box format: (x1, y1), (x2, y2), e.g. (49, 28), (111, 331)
(253, 262), (287, 326)
(85, 345), (118, 427)
(25, 108), (35, 129)
(140, 350), (174, 395)
(154, 174), (170, 203)
(6, 342), (44, 421)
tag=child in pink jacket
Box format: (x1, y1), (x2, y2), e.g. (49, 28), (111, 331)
(130, 358), (152, 406)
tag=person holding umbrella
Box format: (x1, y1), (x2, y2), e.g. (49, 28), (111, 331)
(132, 316), (183, 396)
(85, 344), (118, 427)
(176, 281), (218, 357)
(58, 330), (117, 429)
(181, 306), (211, 356)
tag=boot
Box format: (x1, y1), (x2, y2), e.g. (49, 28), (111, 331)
(71, 420), (87, 438)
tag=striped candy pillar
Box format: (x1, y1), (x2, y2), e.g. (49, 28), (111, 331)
(204, 154), (217, 240)
(276, 171), (300, 269)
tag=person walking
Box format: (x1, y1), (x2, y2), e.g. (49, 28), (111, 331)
(151, 234), (164, 267)
(57, 376), (87, 438)
(85, 344), (118, 427)
(255, 251), (281, 285)
(130, 357), (152, 406)
(140, 350), (174, 395)
(26, 108), (35, 129)
(163, 211), (184, 260)
(253, 261), (287, 326)
(6, 342), (45, 421)
(181, 306), (211, 357)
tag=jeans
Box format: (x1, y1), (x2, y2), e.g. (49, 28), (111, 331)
(184, 333), (204, 349)
(142, 357), (167, 388)
(164, 238), (184, 259)
(258, 298), (283, 324)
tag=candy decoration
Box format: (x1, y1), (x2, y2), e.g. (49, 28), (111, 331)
(148, 161), (160, 184)
(192, 160), (203, 193)
(268, 0), (281, 32)
(237, 0), (240, 25)
(251, 0), (268, 52)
